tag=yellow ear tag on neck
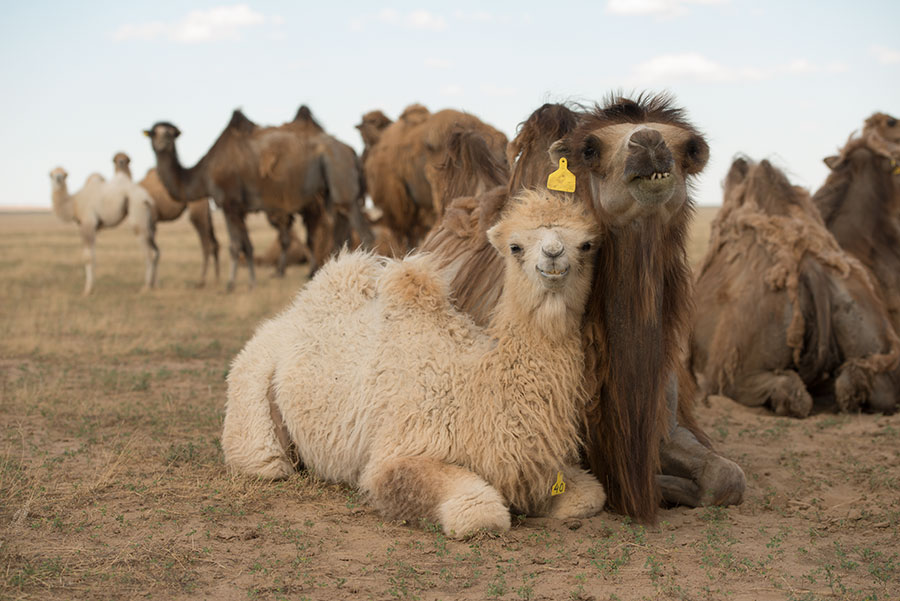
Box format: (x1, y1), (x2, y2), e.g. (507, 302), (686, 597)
(547, 157), (576, 193)
(892, 159), (900, 175)
(551, 471), (566, 496)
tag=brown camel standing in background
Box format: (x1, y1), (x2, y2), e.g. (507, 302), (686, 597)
(813, 112), (900, 330)
(145, 106), (373, 290)
(358, 104), (508, 252)
(113, 153), (220, 286)
(422, 95), (746, 521)
(691, 157), (899, 417)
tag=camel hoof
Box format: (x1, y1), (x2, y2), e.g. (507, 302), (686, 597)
(834, 364), (868, 412)
(769, 377), (813, 418)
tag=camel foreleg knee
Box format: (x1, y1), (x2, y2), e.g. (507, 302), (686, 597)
(546, 466), (606, 520)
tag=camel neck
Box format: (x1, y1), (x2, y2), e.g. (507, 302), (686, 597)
(155, 147), (208, 202)
(51, 184), (76, 223)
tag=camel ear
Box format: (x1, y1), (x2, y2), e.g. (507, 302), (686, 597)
(486, 222), (505, 252)
(823, 155), (841, 170)
(548, 140), (568, 165)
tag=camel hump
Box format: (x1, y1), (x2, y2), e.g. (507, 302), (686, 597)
(293, 105), (324, 131)
(228, 110), (257, 134)
(379, 254), (451, 314)
(399, 103), (430, 125)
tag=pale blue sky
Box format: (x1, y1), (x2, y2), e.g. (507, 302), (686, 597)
(2, 1), (898, 208)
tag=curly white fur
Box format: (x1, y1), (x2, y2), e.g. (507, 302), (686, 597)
(223, 189), (606, 537)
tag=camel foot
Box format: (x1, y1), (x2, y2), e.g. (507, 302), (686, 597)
(834, 364), (869, 412)
(548, 467), (606, 520)
(768, 372), (813, 417)
(660, 426), (746, 508)
(437, 482), (510, 538)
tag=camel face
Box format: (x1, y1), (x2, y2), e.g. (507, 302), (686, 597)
(356, 110), (392, 149)
(865, 112), (900, 146)
(49, 167), (67, 187)
(145, 123), (180, 154)
(554, 121), (708, 225)
(488, 191), (599, 295)
(113, 152), (130, 173)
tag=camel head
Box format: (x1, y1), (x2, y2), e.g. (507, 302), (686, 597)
(549, 94), (709, 226)
(356, 110), (393, 150)
(49, 167), (67, 188)
(144, 123), (181, 154)
(488, 189), (599, 325)
(864, 112), (900, 146)
(112, 152), (131, 175)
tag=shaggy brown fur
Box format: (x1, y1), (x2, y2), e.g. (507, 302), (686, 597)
(361, 104), (508, 252)
(691, 157), (900, 415)
(814, 115), (900, 331)
(423, 95), (745, 521)
(145, 106), (373, 289)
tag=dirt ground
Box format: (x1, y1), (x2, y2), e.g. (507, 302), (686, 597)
(2, 207), (898, 600)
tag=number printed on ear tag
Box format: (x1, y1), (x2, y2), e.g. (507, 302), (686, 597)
(547, 157), (576, 193)
(551, 471), (566, 496)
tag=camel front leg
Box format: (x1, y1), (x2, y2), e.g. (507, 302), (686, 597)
(659, 373), (745, 508)
(138, 220), (159, 293)
(80, 225), (97, 296)
(188, 200), (219, 286)
(545, 466), (606, 520)
(224, 208), (253, 291)
(361, 457), (510, 538)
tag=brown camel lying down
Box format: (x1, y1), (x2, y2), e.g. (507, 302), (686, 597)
(813, 112), (900, 331)
(690, 157), (900, 416)
(423, 95), (746, 519)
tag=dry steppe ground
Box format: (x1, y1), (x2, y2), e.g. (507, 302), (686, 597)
(2, 206), (899, 601)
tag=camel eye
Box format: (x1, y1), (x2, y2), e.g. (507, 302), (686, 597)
(888, 118), (898, 128)
(579, 241), (593, 252)
(509, 243), (523, 254)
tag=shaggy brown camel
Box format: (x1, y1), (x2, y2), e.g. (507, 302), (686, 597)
(691, 157), (899, 417)
(113, 153), (220, 286)
(145, 106), (373, 290)
(422, 95), (746, 521)
(359, 104), (509, 252)
(813, 112), (900, 330)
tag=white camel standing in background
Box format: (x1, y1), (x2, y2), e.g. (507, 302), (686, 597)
(223, 188), (607, 537)
(49, 158), (158, 295)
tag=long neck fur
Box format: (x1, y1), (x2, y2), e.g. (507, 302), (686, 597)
(582, 203), (694, 523)
(472, 275), (586, 514)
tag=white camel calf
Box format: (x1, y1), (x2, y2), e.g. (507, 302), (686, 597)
(223, 188), (606, 537)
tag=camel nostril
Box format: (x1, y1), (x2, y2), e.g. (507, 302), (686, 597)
(542, 244), (564, 258)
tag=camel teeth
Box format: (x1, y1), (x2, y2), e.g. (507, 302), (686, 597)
(649, 172), (671, 180)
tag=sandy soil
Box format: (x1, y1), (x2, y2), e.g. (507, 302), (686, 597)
(1, 207), (898, 600)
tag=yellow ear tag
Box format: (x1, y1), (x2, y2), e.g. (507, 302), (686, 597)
(551, 471), (566, 496)
(547, 157), (576, 193)
(892, 159), (900, 175)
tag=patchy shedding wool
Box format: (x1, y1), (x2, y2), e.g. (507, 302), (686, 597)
(814, 113), (900, 332)
(223, 189), (606, 537)
(691, 157), (900, 416)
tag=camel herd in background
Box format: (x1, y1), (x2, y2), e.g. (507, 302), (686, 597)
(47, 95), (900, 526)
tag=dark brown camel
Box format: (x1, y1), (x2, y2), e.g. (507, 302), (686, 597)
(113, 152), (220, 286)
(691, 157), (899, 416)
(813, 112), (900, 330)
(144, 106), (373, 290)
(422, 95), (746, 521)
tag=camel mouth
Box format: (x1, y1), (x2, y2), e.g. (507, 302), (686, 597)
(628, 171), (677, 205)
(536, 265), (569, 281)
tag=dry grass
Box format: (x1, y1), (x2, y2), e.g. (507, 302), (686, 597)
(2, 207), (899, 600)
